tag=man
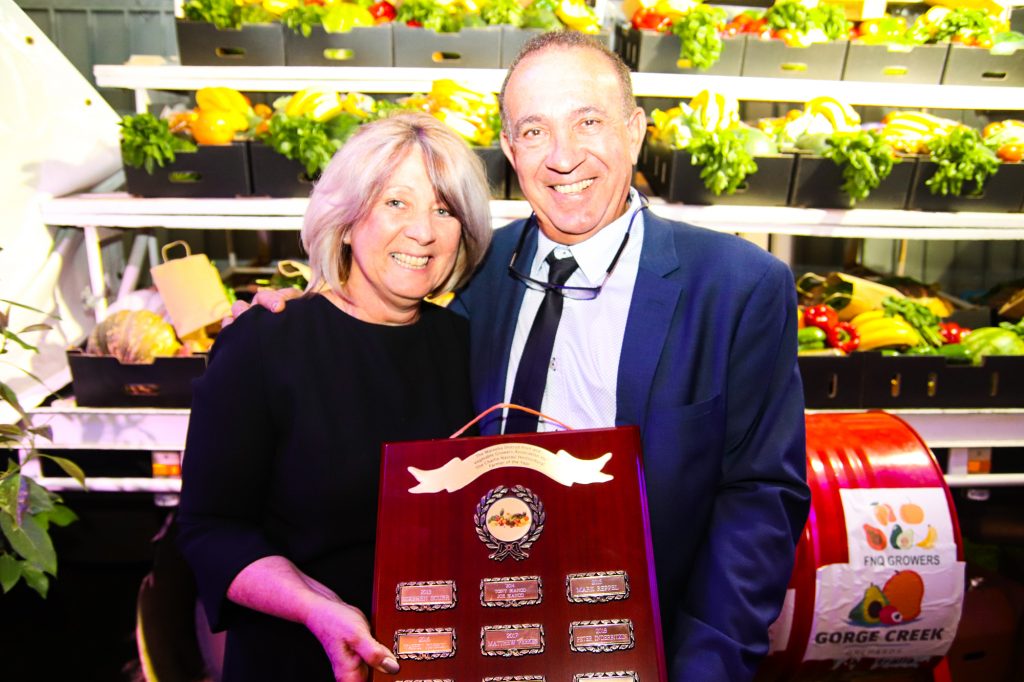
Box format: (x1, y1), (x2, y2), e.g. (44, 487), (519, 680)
(242, 31), (809, 679)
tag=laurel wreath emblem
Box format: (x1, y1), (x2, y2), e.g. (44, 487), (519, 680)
(474, 485), (545, 561)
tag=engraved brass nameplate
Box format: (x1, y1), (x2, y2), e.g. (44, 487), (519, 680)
(396, 580), (456, 611)
(573, 673), (639, 682)
(569, 620), (635, 653)
(566, 571), (629, 603)
(484, 677), (546, 682)
(481, 624), (545, 657)
(394, 628), (456, 660)
(481, 576), (542, 607)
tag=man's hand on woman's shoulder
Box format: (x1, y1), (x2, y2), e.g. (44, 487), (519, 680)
(222, 288), (302, 327)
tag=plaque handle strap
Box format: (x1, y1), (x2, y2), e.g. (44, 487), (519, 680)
(448, 403), (573, 439)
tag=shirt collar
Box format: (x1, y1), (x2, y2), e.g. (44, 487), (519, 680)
(533, 188), (643, 286)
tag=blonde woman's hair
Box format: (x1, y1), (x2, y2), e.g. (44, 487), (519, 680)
(301, 111), (493, 297)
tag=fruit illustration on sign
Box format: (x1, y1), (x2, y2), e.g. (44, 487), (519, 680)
(917, 525), (938, 550)
(848, 583), (890, 626)
(890, 524), (914, 550)
(883, 570), (924, 622)
(872, 502), (896, 526)
(863, 524), (887, 551)
(899, 502), (925, 525)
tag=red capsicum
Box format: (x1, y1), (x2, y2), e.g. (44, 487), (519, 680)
(803, 304), (839, 332)
(631, 7), (673, 32)
(368, 0), (397, 22)
(939, 321), (969, 344)
(827, 322), (860, 353)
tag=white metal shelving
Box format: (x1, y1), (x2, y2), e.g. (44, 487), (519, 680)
(94, 64), (1024, 110)
(33, 62), (1021, 498)
(39, 194), (1024, 240)
(25, 406), (1024, 493)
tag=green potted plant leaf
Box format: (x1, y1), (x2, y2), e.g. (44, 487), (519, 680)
(1, 272), (84, 598)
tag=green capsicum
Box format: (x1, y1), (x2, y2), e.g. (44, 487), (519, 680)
(935, 343), (972, 364)
(798, 326), (827, 351)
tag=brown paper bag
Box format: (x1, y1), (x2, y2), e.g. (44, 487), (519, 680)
(150, 240), (231, 338)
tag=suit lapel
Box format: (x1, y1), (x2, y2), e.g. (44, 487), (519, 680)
(616, 212), (684, 427)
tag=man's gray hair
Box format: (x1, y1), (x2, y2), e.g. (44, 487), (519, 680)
(499, 30), (637, 135)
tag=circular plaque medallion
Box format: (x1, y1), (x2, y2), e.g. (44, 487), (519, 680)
(475, 485), (545, 561)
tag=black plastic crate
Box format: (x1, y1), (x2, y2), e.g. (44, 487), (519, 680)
(860, 353), (947, 408)
(393, 25), (502, 68)
(617, 25), (745, 75)
(646, 142), (795, 205)
(842, 43), (949, 84)
(935, 356), (1024, 408)
(176, 19), (285, 66)
(908, 161), (1024, 213)
(941, 44), (1024, 87)
(789, 154), (916, 209)
(741, 39), (848, 80)
(123, 142), (251, 198)
(473, 145), (509, 199)
(249, 143), (315, 198)
(799, 354), (863, 409)
(284, 25), (393, 66)
(67, 349), (208, 408)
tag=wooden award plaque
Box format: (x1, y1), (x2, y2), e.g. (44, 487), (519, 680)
(372, 426), (667, 681)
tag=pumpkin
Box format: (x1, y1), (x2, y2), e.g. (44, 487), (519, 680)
(86, 310), (182, 364)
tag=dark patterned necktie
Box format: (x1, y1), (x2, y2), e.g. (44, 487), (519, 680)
(505, 250), (579, 434)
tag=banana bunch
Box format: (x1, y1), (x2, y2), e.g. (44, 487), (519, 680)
(401, 80), (499, 146)
(781, 96), (861, 144)
(880, 111), (960, 155)
(689, 90), (740, 132)
(849, 310), (923, 351)
(556, 0), (602, 33)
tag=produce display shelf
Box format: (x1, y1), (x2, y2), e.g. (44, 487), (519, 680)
(22, 407), (1024, 494)
(94, 63), (1024, 110)
(40, 194), (1024, 239)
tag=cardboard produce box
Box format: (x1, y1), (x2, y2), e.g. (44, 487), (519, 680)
(789, 154), (916, 209)
(741, 39), (849, 80)
(842, 43), (949, 84)
(249, 142), (315, 198)
(645, 142), (796, 205)
(284, 25), (393, 66)
(941, 43), (1024, 88)
(123, 141), (251, 198)
(616, 25), (745, 75)
(392, 24), (502, 68)
(176, 19), (285, 66)
(908, 161), (1024, 213)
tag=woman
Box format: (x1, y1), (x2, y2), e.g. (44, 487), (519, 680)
(176, 111), (492, 682)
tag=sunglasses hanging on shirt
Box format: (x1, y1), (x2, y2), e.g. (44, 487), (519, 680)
(507, 196), (649, 301)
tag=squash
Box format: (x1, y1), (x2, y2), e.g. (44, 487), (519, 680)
(86, 310), (182, 364)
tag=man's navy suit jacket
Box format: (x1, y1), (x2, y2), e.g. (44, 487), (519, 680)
(453, 210), (810, 680)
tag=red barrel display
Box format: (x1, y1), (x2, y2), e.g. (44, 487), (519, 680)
(758, 411), (965, 681)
